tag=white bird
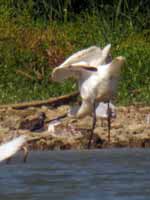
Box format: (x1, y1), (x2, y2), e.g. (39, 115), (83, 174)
(52, 44), (125, 148)
(0, 135), (27, 163)
(96, 102), (116, 119)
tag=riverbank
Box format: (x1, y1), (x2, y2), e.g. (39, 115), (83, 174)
(0, 104), (150, 149)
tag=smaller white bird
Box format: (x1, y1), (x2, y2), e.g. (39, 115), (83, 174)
(96, 102), (116, 141)
(0, 135), (27, 163)
(96, 102), (116, 119)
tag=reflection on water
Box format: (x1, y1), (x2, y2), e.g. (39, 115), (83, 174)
(0, 149), (150, 200)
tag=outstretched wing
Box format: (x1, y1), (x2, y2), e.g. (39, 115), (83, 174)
(0, 135), (27, 162)
(59, 46), (102, 68)
(52, 46), (101, 82)
(52, 62), (97, 82)
(52, 44), (111, 82)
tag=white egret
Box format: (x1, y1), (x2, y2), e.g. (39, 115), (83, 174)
(0, 135), (27, 163)
(52, 44), (125, 148)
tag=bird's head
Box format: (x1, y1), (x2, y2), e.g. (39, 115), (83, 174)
(109, 56), (126, 76)
(114, 56), (126, 65)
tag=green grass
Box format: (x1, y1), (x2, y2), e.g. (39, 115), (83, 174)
(0, 4), (149, 105)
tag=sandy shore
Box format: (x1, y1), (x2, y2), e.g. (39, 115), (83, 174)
(0, 104), (150, 149)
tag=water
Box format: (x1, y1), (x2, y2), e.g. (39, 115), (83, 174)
(0, 149), (150, 200)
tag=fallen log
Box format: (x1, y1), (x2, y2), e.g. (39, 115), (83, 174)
(0, 91), (79, 110)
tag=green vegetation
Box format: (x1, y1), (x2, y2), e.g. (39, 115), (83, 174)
(0, 1), (149, 104)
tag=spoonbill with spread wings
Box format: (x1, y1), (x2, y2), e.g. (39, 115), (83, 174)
(52, 44), (125, 148)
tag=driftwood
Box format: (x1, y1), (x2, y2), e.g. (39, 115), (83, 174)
(0, 91), (79, 110)
(45, 113), (68, 124)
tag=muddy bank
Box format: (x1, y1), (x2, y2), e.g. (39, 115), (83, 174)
(0, 104), (150, 150)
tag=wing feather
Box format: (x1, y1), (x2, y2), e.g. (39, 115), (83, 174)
(52, 44), (111, 82)
(59, 46), (102, 68)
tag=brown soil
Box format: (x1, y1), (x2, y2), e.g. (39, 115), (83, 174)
(0, 105), (150, 150)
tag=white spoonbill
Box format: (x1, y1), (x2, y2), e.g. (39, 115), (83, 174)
(52, 44), (125, 148)
(0, 135), (27, 163)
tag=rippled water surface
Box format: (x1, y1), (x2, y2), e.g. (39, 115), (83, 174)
(0, 149), (150, 200)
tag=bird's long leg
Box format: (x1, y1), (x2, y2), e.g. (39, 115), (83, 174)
(107, 101), (111, 143)
(88, 102), (97, 149)
(22, 146), (29, 163)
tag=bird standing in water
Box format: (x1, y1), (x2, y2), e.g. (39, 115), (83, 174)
(52, 44), (125, 148)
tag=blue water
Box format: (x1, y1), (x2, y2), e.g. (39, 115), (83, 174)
(0, 149), (150, 200)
